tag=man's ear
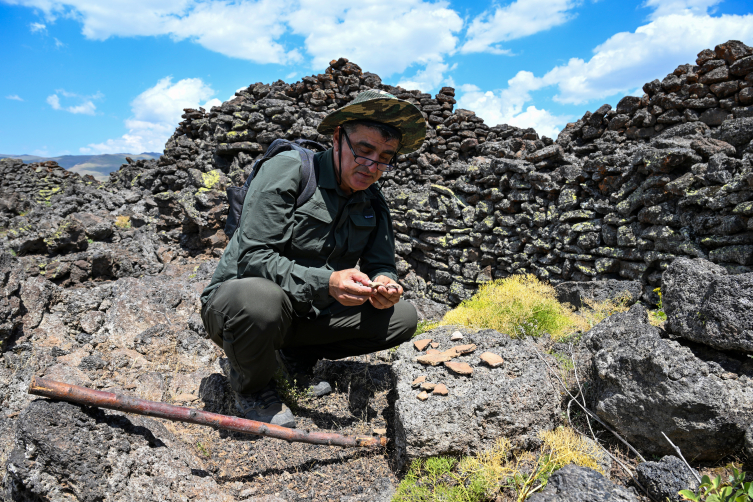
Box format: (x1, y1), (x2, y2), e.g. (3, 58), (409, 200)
(332, 126), (340, 152)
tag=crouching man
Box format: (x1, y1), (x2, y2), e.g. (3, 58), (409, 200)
(200, 90), (427, 427)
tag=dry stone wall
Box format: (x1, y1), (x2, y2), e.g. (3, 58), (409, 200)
(3, 41), (753, 307)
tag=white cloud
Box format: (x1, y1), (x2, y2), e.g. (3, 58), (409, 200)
(54, 37), (64, 47)
(287, 0), (463, 77)
(7, 0), (301, 65)
(461, 0), (580, 54)
(457, 74), (571, 139)
(397, 61), (455, 93)
(81, 76), (217, 154)
(46, 90), (100, 114)
(29, 21), (46, 32)
(643, 0), (721, 19)
(6, 95), (24, 101)
(538, 11), (753, 104)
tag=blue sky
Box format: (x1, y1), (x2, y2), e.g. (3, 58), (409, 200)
(2, 0), (752, 157)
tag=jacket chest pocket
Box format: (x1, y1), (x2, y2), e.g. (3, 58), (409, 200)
(291, 201), (334, 256)
(347, 210), (376, 255)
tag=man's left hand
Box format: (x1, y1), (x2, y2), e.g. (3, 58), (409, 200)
(369, 275), (403, 309)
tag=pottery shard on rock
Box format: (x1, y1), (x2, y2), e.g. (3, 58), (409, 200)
(393, 326), (559, 469)
(416, 352), (452, 366)
(480, 352), (504, 368)
(445, 361), (473, 375)
(411, 375), (427, 388)
(433, 384), (448, 396)
(413, 338), (432, 351)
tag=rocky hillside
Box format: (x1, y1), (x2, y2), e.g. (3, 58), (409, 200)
(1, 40), (752, 501)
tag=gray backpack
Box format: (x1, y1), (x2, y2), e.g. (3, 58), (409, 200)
(224, 138), (327, 237)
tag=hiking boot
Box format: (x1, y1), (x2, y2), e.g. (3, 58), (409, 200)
(276, 349), (333, 397)
(234, 381), (296, 428)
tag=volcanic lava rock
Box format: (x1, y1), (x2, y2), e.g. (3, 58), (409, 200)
(636, 456), (700, 502)
(5, 399), (233, 501)
(663, 257), (753, 353)
(527, 465), (638, 502)
(391, 326), (559, 469)
(585, 304), (753, 460)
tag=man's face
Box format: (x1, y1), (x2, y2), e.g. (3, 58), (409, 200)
(333, 124), (399, 194)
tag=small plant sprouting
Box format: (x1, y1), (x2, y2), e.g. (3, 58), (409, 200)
(195, 441), (210, 458)
(679, 466), (752, 502)
(650, 287), (667, 324)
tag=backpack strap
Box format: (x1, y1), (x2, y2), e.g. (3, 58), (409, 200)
(223, 138), (323, 238)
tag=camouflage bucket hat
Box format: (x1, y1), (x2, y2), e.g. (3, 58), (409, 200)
(317, 90), (426, 154)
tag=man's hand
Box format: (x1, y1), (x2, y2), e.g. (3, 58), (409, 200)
(329, 269), (375, 306)
(368, 275), (403, 310)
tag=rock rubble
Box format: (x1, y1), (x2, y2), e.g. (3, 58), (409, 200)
(1, 39), (753, 500)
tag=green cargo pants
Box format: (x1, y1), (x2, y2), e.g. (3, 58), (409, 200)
(201, 277), (418, 395)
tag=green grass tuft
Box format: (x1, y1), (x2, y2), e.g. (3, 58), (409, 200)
(438, 274), (588, 341)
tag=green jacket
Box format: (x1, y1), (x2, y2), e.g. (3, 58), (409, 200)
(201, 148), (398, 315)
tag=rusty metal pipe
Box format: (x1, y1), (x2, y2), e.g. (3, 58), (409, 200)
(28, 376), (387, 448)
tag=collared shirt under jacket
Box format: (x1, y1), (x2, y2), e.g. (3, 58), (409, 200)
(201, 148), (398, 315)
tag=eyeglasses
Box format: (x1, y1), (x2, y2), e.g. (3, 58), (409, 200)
(341, 129), (397, 172)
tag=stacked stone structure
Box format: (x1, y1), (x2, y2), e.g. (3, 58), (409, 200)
(3, 41), (753, 306)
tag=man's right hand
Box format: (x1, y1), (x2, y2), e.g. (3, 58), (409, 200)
(329, 269), (374, 306)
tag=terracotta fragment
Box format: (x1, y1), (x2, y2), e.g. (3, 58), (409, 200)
(433, 384), (448, 395)
(480, 352), (504, 368)
(451, 331), (464, 341)
(430, 342), (439, 348)
(426, 348), (440, 355)
(411, 375), (427, 388)
(445, 361), (473, 375)
(413, 338), (432, 351)
(452, 344), (477, 355)
(416, 353), (452, 366)
(420, 382), (436, 391)
(417, 391), (429, 401)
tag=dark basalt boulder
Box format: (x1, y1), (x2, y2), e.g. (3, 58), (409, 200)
(585, 305), (753, 461)
(663, 257), (753, 353)
(527, 465), (638, 502)
(636, 456), (700, 502)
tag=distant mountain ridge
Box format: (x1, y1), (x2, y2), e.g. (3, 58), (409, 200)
(0, 152), (161, 181)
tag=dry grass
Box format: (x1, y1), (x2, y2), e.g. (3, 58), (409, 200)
(438, 275), (588, 341)
(577, 294), (632, 331)
(396, 427), (606, 502)
(114, 215), (131, 229)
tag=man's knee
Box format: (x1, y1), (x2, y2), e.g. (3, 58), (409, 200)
(213, 278), (289, 332)
(392, 299), (418, 343)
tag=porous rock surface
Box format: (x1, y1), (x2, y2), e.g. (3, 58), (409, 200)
(554, 279), (643, 309)
(663, 256), (753, 352)
(6, 399), (232, 502)
(584, 301), (753, 461)
(391, 326), (559, 469)
(527, 464), (638, 502)
(636, 455), (700, 502)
